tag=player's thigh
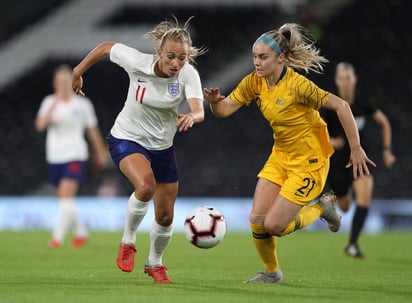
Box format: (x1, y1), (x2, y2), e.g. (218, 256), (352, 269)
(265, 195), (302, 235)
(54, 161), (86, 198)
(119, 153), (156, 201)
(353, 175), (374, 207)
(153, 182), (179, 226)
(56, 178), (79, 198)
(252, 151), (286, 217)
(280, 160), (330, 206)
(251, 178), (281, 216)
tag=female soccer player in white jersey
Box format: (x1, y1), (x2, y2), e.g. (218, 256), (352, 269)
(72, 17), (206, 283)
(35, 65), (107, 249)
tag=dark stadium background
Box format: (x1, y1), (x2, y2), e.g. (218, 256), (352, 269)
(0, 0), (410, 199)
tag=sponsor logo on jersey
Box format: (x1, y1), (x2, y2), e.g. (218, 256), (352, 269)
(168, 83), (180, 97)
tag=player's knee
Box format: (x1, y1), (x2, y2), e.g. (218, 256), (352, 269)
(339, 203), (350, 213)
(249, 212), (265, 225)
(155, 211), (174, 226)
(264, 221), (285, 237)
(338, 196), (350, 212)
(134, 176), (155, 201)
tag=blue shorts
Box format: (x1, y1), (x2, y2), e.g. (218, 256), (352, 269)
(107, 134), (178, 183)
(48, 161), (87, 187)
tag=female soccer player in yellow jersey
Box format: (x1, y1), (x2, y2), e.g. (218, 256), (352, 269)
(204, 23), (376, 283)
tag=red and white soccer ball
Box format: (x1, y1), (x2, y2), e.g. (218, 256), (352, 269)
(184, 205), (227, 249)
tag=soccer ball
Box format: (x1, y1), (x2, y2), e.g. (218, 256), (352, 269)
(184, 205), (227, 249)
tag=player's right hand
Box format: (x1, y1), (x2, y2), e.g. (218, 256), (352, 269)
(203, 87), (225, 104)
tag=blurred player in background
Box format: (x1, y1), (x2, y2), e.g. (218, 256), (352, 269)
(323, 62), (396, 258)
(72, 17), (205, 283)
(204, 23), (376, 283)
(35, 65), (107, 249)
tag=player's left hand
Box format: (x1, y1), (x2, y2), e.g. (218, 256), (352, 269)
(72, 74), (85, 96)
(383, 149), (396, 169)
(346, 146), (376, 179)
(176, 113), (194, 132)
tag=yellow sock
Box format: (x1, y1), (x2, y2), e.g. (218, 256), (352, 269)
(250, 223), (279, 272)
(282, 204), (323, 236)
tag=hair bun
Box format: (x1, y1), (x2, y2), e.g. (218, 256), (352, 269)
(281, 30), (291, 41)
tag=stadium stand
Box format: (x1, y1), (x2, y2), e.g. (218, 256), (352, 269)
(0, 0), (69, 45)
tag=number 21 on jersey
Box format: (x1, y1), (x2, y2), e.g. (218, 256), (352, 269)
(295, 177), (316, 198)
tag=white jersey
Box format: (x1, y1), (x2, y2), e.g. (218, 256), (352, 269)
(37, 95), (98, 164)
(109, 43), (203, 150)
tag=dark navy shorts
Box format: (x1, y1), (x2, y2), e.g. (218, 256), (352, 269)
(47, 161), (87, 187)
(107, 134), (178, 183)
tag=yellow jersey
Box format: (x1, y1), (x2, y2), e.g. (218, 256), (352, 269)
(229, 67), (334, 171)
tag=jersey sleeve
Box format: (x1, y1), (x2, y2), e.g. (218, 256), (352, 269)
(37, 95), (54, 117)
(82, 97), (98, 128)
(181, 64), (203, 100)
(294, 74), (330, 110)
(228, 72), (258, 106)
(110, 43), (144, 73)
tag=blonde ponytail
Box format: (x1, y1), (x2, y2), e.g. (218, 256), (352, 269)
(264, 23), (328, 74)
(144, 16), (207, 64)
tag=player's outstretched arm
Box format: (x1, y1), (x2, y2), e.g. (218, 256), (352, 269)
(323, 93), (376, 179)
(203, 87), (242, 118)
(72, 41), (115, 95)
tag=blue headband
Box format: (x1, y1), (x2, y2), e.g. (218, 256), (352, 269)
(255, 34), (282, 54)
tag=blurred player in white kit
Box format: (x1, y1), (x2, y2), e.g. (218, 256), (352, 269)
(35, 65), (107, 249)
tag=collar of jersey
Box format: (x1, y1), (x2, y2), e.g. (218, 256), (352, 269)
(276, 65), (287, 84)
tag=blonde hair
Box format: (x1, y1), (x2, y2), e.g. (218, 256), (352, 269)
(144, 16), (207, 64)
(263, 23), (328, 73)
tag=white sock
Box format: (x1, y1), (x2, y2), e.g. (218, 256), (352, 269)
(147, 221), (173, 266)
(121, 192), (149, 245)
(52, 198), (76, 243)
(72, 202), (88, 238)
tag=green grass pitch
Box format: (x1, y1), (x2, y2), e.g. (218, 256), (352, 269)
(0, 231), (411, 303)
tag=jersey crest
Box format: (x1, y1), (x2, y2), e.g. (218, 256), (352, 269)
(168, 82), (180, 97)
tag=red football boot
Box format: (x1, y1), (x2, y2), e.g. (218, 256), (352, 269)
(144, 265), (172, 283)
(116, 244), (136, 272)
(71, 237), (88, 248)
(48, 239), (61, 249)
